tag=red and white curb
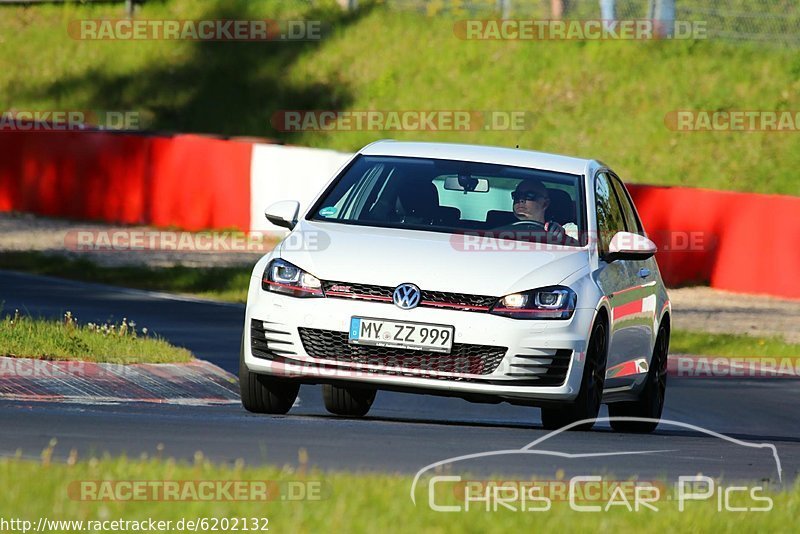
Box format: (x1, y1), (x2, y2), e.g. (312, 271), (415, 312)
(0, 356), (239, 406)
(1, 353), (795, 407)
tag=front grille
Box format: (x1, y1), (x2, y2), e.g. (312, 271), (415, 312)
(322, 281), (497, 312)
(297, 327), (506, 377)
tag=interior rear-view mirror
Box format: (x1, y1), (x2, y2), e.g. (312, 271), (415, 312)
(443, 175), (489, 193)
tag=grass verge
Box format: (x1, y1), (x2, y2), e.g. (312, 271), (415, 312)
(0, 454), (796, 532)
(670, 330), (800, 359)
(0, 311), (193, 364)
(0, 251), (251, 303)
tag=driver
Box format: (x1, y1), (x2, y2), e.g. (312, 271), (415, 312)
(511, 180), (567, 243)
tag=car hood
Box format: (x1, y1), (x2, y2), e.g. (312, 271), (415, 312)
(279, 220), (589, 296)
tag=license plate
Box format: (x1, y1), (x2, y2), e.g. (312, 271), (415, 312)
(348, 317), (454, 353)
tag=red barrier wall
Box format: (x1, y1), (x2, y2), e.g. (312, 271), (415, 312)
(0, 129), (798, 299)
(627, 184), (800, 299)
(0, 131), (251, 231)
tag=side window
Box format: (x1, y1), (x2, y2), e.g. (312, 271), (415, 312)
(595, 172), (626, 256)
(609, 175), (643, 235)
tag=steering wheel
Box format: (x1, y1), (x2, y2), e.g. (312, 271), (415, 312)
(510, 220), (546, 230)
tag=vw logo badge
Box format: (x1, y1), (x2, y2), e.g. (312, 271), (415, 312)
(392, 283), (421, 310)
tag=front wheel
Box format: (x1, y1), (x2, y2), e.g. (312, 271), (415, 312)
(239, 336), (299, 414)
(608, 323), (669, 433)
(541, 319), (608, 431)
(322, 384), (376, 417)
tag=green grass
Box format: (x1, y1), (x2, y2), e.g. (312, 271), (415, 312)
(0, 454), (796, 532)
(0, 311), (193, 364)
(0, 1), (798, 195)
(671, 330), (800, 359)
(0, 251), (251, 303)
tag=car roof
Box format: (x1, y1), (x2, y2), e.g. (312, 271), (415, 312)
(359, 140), (593, 176)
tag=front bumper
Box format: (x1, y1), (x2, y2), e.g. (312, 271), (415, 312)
(243, 283), (596, 404)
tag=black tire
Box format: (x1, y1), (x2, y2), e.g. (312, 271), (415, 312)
(608, 323), (669, 433)
(322, 384), (376, 417)
(239, 336), (299, 414)
(541, 319), (608, 431)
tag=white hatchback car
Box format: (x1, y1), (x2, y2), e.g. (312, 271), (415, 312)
(241, 141), (671, 432)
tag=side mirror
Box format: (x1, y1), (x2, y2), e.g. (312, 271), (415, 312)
(605, 231), (657, 262)
(264, 200), (300, 230)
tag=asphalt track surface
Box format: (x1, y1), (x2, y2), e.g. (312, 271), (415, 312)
(1, 270), (798, 485)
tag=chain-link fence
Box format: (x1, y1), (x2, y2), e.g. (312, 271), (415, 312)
(377, 0), (800, 46)
(675, 0), (800, 44)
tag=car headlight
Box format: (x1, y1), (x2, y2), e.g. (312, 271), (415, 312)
(262, 259), (324, 298)
(490, 285), (576, 320)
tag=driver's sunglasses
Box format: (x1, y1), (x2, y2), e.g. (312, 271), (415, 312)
(511, 191), (544, 203)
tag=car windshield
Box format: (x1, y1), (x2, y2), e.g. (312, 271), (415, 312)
(308, 155), (586, 246)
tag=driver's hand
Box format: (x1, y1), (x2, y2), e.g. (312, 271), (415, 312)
(544, 221), (566, 244)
